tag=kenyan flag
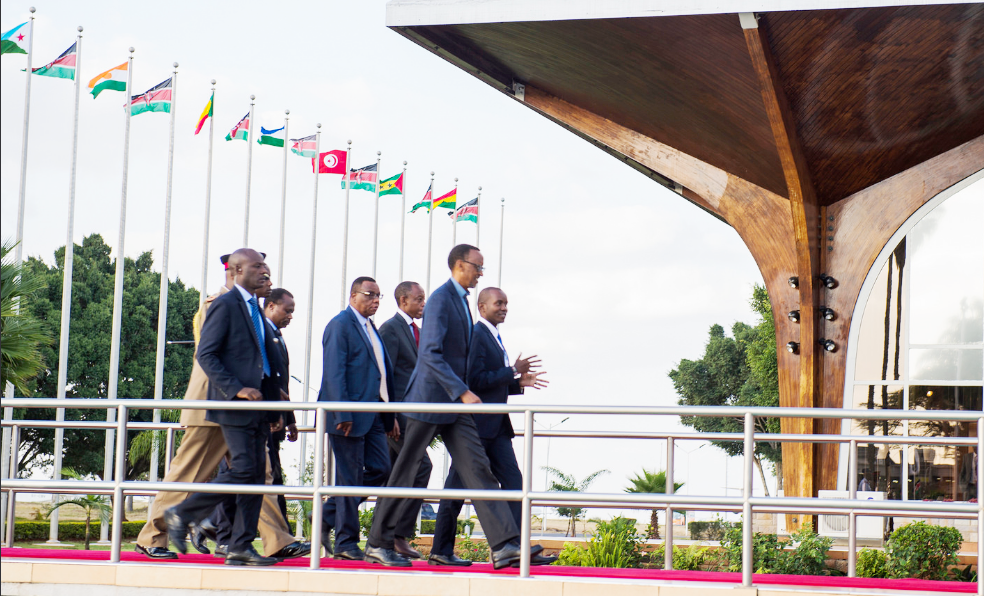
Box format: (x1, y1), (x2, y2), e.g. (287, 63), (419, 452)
(32, 42), (76, 80)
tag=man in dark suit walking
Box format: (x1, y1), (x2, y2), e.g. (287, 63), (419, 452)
(264, 288), (298, 525)
(378, 281), (432, 559)
(365, 245), (542, 570)
(429, 287), (554, 566)
(165, 248), (283, 566)
(318, 276), (397, 561)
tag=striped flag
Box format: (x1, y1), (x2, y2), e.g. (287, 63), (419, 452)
(257, 125), (285, 147)
(433, 187), (456, 210)
(88, 62), (127, 98)
(291, 134), (317, 158)
(451, 198), (478, 223)
(411, 184), (432, 213)
(225, 113), (249, 141)
(130, 78), (172, 116)
(341, 164), (378, 192)
(194, 92), (213, 135)
(32, 42), (76, 80)
(378, 171), (404, 196)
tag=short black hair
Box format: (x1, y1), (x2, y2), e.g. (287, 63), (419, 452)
(393, 281), (420, 304)
(264, 288), (293, 309)
(448, 244), (479, 271)
(350, 276), (376, 295)
(477, 287), (503, 304)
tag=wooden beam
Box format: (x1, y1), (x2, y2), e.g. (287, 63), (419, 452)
(743, 13), (822, 507)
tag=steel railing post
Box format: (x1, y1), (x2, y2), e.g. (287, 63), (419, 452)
(741, 412), (754, 587)
(977, 418), (982, 596)
(4, 489), (14, 547)
(110, 405), (127, 562)
(164, 427), (175, 476)
(519, 410), (534, 578)
(848, 438), (858, 577)
(665, 437), (674, 570)
(5, 424), (20, 547)
(310, 406), (326, 569)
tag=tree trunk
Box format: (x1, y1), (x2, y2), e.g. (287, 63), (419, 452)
(775, 462), (784, 491)
(649, 509), (660, 539)
(84, 514), (90, 550)
(754, 456), (771, 497)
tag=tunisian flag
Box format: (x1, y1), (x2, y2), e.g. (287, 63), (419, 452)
(314, 149), (347, 174)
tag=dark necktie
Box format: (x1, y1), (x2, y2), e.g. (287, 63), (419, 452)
(248, 296), (271, 377)
(411, 321), (419, 347)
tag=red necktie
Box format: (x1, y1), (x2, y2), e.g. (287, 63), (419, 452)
(411, 322), (420, 347)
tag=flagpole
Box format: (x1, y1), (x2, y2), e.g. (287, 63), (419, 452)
(104, 46), (135, 544)
(371, 150), (382, 278)
(498, 198), (505, 287)
(277, 109), (289, 286)
(451, 178), (459, 246)
(425, 171), (435, 296)
(13, 7), (36, 268)
(300, 123), (322, 522)
(149, 62), (179, 492)
(243, 94), (255, 246)
(475, 186), (482, 248)
(199, 79), (216, 306)
(48, 24), (83, 544)
(398, 161), (407, 282)
(340, 140), (352, 309)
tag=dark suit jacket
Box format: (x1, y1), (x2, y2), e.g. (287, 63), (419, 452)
(379, 312), (418, 431)
(266, 319), (296, 439)
(403, 279), (472, 425)
(197, 287), (284, 427)
(318, 307), (395, 437)
(467, 322), (523, 439)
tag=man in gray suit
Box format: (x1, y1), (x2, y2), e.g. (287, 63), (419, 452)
(378, 281), (432, 559)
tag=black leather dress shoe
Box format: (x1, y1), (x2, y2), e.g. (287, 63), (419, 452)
(225, 545), (279, 566)
(135, 544), (178, 560)
(189, 524), (210, 554)
(491, 542), (522, 570)
(428, 553), (473, 566)
(394, 537), (422, 559)
(163, 508), (190, 555)
(269, 541), (311, 559)
(333, 546), (365, 561)
(364, 545), (412, 567)
(214, 544), (228, 558)
(512, 553), (560, 567)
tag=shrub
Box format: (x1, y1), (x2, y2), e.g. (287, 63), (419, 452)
(651, 543), (710, 570)
(720, 522), (832, 575)
(420, 520), (435, 534)
(454, 537), (490, 562)
(856, 548), (888, 578)
(558, 516), (644, 568)
(688, 520), (726, 541)
(783, 526), (834, 576)
(415, 518), (473, 536)
(556, 542), (585, 566)
(358, 508), (374, 539)
(456, 518), (475, 536)
(14, 521), (143, 541)
(885, 521), (962, 580)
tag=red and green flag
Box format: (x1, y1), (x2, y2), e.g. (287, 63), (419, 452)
(451, 198), (478, 223)
(194, 92), (213, 135)
(32, 42), (76, 79)
(378, 171), (404, 196)
(341, 164), (378, 192)
(226, 113), (249, 141)
(433, 187), (456, 209)
(130, 78), (172, 116)
(411, 184), (432, 213)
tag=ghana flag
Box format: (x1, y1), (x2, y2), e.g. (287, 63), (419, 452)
(378, 171), (404, 196)
(433, 187), (456, 209)
(32, 42), (76, 80)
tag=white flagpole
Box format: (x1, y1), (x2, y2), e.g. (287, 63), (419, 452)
(451, 178), (459, 246)
(398, 161), (407, 282)
(277, 109), (289, 286)
(340, 140), (352, 309)
(498, 198), (505, 287)
(48, 24), (84, 544)
(199, 79), (216, 306)
(103, 46), (135, 544)
(371, 151), (382, 278)
(13, 7), (36, 268)
(300, 123), (322, 519)
(475, 186), (482, 248)
(150, 63), (179, 489)
(425, 172), (435, 296)
(243, 94), (255, 245)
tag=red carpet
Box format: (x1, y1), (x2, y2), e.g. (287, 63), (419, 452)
(1, 547), (975, 593)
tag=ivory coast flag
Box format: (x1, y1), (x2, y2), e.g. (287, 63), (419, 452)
(89, 62), (127, 98)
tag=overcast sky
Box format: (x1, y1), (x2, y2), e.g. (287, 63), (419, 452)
(3, 1), (980, 523)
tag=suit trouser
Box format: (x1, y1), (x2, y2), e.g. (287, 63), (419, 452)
(386, 424), (434, 539)
(212, 449), (297, 555)
(173, 420), (268, 550)
(322, 416), (391, 552)
(431, 431), (522, 556)
(368, 415), (519, 551)
(268, 434), (291, 526)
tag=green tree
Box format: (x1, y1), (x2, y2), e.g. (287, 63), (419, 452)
(669, 285), (782, 494)
(624, 469), (683, 539)
(1, 240), (53, 393)
(543, 466), (609, 537)
(14, 234), (198, 480)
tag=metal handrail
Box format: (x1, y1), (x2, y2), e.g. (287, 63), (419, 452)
(1, 398), (981, 593)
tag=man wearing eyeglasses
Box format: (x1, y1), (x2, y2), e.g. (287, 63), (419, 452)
(365, 245), (543, 569)
(317, 276), (398, 561)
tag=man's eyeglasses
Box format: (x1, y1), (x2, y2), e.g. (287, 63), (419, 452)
(355, 291), (383, 300)
(463, 260), (485, 273)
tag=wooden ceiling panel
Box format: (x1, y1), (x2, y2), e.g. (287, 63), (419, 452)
(766, 5), (984, 204)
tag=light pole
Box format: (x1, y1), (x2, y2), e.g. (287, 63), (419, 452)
(537, 416), (569, 535)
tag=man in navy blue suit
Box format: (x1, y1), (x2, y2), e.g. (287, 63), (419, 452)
(165, 248), (283, 566)
(318, 276), (397, 560)
(428, 287), (554, 566)
(365, 245), (543, 569)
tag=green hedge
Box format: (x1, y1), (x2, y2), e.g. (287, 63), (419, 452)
(688, 520), (726, 541)
(14, 521), (144, 542)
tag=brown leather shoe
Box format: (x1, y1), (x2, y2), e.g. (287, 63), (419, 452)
(394, 537), (422, 559)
